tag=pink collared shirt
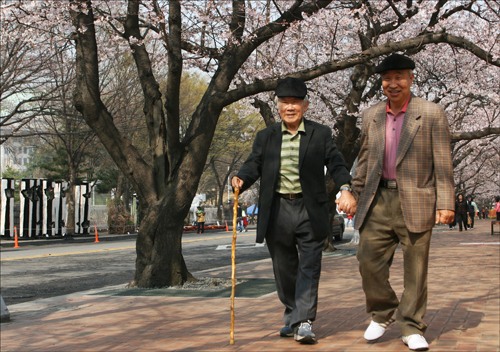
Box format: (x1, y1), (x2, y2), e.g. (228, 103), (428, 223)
(382, 97), (411, 180)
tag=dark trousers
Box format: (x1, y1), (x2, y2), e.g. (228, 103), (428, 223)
(197, 222), (204, 233)
(357, 187), (432, 336)
(449, 214), (456, 228)
(265, 196), (325, 330)
(456, 213), (467, 231)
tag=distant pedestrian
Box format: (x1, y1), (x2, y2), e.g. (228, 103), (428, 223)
(495, 196), (500, 221)
(196, 206), (205, 234)
(466, 195), (476, 229)
(236, 205), (243, 232)
(242, 208), (248, 232)
(481, 208), (486, 219)
(456, 194), (468, 232)
(346, 214), (353, 228)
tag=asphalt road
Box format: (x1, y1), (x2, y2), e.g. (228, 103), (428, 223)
(0, 227), (354, 306)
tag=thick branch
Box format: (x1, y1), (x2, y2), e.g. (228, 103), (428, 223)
(230, 0), (246, 42)
(124, 0), (168, 196)
(222, 31), (500, 106)
(183, 0), (332, 144)
(70, 0), (155, 203)
(451, 127), (500, 141)
(165, 0), (183, 177)
(251, 98), (276, 126)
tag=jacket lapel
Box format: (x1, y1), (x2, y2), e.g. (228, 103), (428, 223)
(396, 97), (421, 166)
(270, 123), (282, 185)
(299, 119), (313, 170)
(372, 103), (387, 168)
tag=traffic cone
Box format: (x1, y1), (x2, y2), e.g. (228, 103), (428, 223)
(225, 220), (229, 232)
(94, 225), (99, 243)
(13, 227), (19, 248)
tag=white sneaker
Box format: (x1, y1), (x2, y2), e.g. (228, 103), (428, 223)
(402, 334), (429, 351)
(364, 318), (395, 341)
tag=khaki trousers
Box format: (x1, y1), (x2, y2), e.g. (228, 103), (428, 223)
(357, 187), (432, 336)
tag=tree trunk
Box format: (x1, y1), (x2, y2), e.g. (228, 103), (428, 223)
(129, 180), (195, 287)
(66, 163), (78, 235)
(217, 187), (224, 221)
(69, 0), (340, 288)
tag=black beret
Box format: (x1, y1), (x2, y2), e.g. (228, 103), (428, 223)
(275, 77), (307, 99)
(375, 54), (415, 74)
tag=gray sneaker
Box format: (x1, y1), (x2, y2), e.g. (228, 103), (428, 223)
(294, 320), (316, 344)
(280, 325), (293, 337)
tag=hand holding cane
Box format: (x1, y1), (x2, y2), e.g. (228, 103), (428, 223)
(230, 187), (240, 345)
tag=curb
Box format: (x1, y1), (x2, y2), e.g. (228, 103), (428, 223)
(0, 233), (138, 248)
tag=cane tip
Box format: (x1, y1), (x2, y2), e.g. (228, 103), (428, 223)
(230, 339), (235, 345)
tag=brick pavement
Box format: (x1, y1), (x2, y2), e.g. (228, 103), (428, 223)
(1, 219), (498, 351)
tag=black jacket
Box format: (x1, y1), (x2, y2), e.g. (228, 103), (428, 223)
(236, 119), (352, 243)
(456, 199), (468, 215)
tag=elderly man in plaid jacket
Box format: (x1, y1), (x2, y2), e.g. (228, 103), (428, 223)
(350, 54), (455, 351)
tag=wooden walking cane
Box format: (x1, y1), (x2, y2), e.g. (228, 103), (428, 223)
(230, 187), (240, 345)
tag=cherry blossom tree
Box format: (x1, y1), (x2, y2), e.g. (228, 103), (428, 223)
(3, 0), (499, 288)
(0, 13), (67, 143)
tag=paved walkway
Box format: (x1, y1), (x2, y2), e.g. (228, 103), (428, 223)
(1, 220), (499, 351)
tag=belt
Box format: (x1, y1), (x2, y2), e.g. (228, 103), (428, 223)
(276, 192), (303, 200)
(380, 179), (398, 189)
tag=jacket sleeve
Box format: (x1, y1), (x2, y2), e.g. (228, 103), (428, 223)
(351, 112), (370, 202)
(432, 105), (455, 211)
(324, 128), (352, 187)
(235, 129), (265, 193)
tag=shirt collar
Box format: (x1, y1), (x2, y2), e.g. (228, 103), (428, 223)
(282, 118), (306, 134)
(386, 96), (411, 114)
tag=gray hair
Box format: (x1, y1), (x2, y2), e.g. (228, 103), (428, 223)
(274, 95), (309, 106)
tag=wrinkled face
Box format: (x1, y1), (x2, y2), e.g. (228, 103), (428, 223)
(381, 69), (414, 107)
(278, 97), (309, 128)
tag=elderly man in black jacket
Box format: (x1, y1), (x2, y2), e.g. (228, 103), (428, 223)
(232, 77), (356, 344)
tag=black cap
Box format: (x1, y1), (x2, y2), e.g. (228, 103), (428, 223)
(275, 77), (307, 99)
(375, 54), (415, 74)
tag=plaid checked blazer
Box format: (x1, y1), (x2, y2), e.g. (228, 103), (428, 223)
(351, 95), (455, 233)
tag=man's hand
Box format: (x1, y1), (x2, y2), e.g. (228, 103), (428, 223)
(335, 190), (357, 216)
(436, 210), (454, 225)
(231, 176), (244, 190)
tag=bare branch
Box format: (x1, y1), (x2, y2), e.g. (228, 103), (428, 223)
(451, 127), (500, 141)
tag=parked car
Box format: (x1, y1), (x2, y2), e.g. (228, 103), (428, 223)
(331, 214), (345, 241)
